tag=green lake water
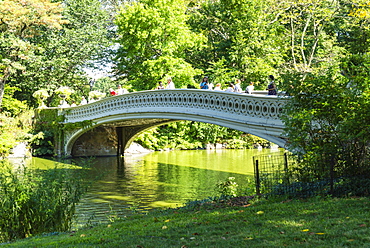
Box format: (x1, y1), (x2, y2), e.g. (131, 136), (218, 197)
(30, 148), (283, 227)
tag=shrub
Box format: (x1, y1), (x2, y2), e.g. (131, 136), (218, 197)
(215, 177), (239, 197)
(1, 86), (28, 117)
(0, 161), (88, 242)
(0, 111), (32, 158)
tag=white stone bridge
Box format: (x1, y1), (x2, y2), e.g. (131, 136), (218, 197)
(58, 89), (288, 157)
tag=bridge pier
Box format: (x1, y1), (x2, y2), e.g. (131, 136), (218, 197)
(70, 126), (118, 157)
(70, 126), (137, 157)
(69, 121), (171, 157)
(116, 126), (145, 157)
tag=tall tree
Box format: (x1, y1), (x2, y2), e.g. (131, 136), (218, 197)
(114, 0), (205, 90)
(0, 0), (66, 107)
(279, 0), (370, 180)
(187, 0), (285, 86)
(9, 0), (112, 107)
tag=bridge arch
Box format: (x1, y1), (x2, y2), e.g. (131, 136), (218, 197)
(60, 89), (288, 157)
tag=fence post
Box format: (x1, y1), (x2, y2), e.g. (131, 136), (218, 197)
(255, 159), (261, 195)
(330, 155), (334, 195)
(283, 152), (290, 184)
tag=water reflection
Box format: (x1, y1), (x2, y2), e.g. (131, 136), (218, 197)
(71, 149), (283, 226)
(20, 149), (282, 226)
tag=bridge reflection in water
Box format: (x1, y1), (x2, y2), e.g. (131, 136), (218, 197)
(58, 89), (288, 157)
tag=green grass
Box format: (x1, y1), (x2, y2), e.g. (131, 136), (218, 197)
(3, 197), (370, 247)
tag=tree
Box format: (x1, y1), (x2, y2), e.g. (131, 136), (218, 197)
(114, 0), (205, 90)
(93, 77), (118, 94)
(135, 121), (262, 150)
(0, 0), (67, 107)
(279, 0), (370, 180)
(187, 0), (285, 88)
(8, 0), (112, 107)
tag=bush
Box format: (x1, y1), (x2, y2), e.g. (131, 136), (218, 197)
(1, 86), (28, 117)
(0, 161), (88, 242)
(269, 180), (332, 199)
(29, 109), (61, 156)
(0, 111), (32, 158)
(215, 177), (239, 197)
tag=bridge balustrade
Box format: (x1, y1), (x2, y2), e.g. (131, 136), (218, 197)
(62, 89), (287, 125)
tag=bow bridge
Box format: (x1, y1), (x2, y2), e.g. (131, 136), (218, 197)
(57, 89), (288, 157)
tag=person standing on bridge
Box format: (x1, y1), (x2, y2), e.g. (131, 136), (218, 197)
(80, 96), (87, 105)
(200, 76), (209, 89)
(109, 88), (117, 96)
(245, 82), (254, 94)
(166, 78), (175, 89)
(208, 78), (214, 90)
(213, 83), (223, 91)
(117, 85), (128, 95)
(156, 82), (165, 90)
(225, 83), (235, 92)
(266, 75), (277, 95)
(234, 79), (243, 93)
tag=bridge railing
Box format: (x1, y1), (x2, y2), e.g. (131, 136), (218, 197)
(59, 89), (288, 126)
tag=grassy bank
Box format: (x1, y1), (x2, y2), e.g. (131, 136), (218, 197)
(3, 197), (370, 247)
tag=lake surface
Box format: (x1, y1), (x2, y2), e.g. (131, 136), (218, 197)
(31, 148), (283, 227)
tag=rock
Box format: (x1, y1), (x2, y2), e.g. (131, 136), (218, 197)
(8, 142), (30, 158)
(124, 142), (153, 155)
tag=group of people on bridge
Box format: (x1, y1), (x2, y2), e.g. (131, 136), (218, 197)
(154, 75), (277, 96)
(62, 75), (277, 107)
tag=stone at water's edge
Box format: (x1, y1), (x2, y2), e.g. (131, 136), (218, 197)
(124, 142), (153, 155)
(8, 142), (30, 158)
(6, 142), (31, 167)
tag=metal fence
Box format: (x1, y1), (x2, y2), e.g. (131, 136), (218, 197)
(254, 152), (370, 197)
(253, 153), (297, 195)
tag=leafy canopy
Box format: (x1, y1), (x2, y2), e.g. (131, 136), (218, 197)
(114, 0), (205, 90)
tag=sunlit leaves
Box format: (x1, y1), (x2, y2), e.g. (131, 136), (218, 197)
(0, 0), (67, 36)
(0, 0), (68, 106)
(114, 0), (206, 90)
(5, 0), (112, 107)
(188, 0), (284, 84)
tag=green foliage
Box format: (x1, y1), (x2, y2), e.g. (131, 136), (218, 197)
(93, 77), (117, 95)
(0, 114), (19, 157)
(270, 177), (370, 199)
(114, 0), (206, 90)
(55, 86), (74, 99)
(1, 86), (28, 117)
(281, 63), (370, 180)
(135, 121), (262, 150)
(30, 109), (62, 156)
(29, 131), (56, 157)
(187, 0), (283, 87)
(30, 109), (93, 156)
(204, 59), (239, 89)
(215, 177), (239, 197)
(0, 161), (88, 242)
(269, 180), (333, 199)
(7, 0), (112, 107)
(0, 0), (67, 106)
(278, 1), (370, 183)
(0, 110), (32, 157)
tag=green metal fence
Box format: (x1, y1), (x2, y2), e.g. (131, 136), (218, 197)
(253, 153), (297, 195)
